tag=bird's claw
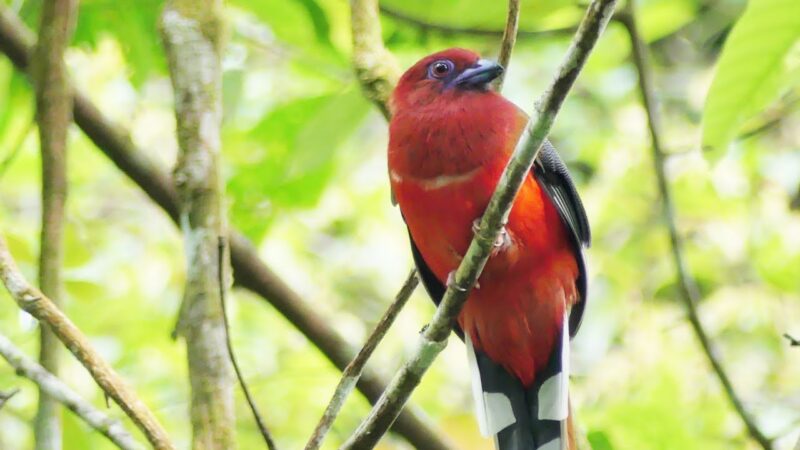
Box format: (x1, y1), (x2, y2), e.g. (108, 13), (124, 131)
(446, 271), (479, 291)
(472, 219), (511, 254)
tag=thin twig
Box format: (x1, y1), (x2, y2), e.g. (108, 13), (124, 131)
(379, 4), (575, 40)
(783, 334), (800, 347)
(305, 270), (419, 450)
(33, 1), (76, 448)
(342, 1), (618, 447)
(0, 236), (175, 450)
(0, 333), (143, 450)
(218, 237), (278, 450)
(0, 6), (450, 450)
(493, 0), (520, 91)
(617, 5), (773, 450)
(0, 387), (20, 410)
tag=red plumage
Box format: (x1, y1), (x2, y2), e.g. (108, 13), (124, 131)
(388, 48), (580, 387)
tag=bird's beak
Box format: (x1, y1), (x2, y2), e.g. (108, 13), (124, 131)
(452, 59), (504, 89)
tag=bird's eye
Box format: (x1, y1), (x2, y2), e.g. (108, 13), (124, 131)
(429, 60), (454, 79)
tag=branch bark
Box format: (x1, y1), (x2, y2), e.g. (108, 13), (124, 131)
(0, 332), (143, 450)
(305, 270), (418, 450)
(159, 1), (235, 448)
(0, 236), (174, 450)
(350, 0), (400, 119)
(31, 1), (76, 448)
(0, 6), (452, 450)
(343, 0), (618, 447)
(617, 5), (773, 450)
(493, 0), (520, 91)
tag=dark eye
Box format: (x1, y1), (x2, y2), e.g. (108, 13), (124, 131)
(428, 60), (454, 79)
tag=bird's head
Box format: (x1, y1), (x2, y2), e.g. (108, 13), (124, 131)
(390, 48), (504, 113)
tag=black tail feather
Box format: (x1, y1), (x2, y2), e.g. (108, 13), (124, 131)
(471, 328), (568, 450)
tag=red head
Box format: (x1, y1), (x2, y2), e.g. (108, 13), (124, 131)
(390, 48), (504, 114)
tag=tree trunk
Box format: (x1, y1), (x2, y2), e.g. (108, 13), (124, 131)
(32, 1), (76, 449)
(160, 1), (236, 449)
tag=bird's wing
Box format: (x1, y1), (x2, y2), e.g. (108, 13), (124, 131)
(533, 139), (591, 337)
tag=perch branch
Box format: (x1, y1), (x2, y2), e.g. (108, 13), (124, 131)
(493, 0), (520, 91)
(0, 236), (174, 450)
(342, 0), (618, 447)
(0, 333), (143, 450)
(0, 5), (450, 450)
(217, 237), (278, 450)
(32, 1), (76, 448)
(783, 334), (800, 347)
(305, 270), (419, 450)
(617, 6), (773, 450)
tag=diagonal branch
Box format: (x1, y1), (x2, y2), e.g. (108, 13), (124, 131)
(0, 236), (175, 450)
(617, 5), (773, 450)
(32, 1), (77, 448)
(493, 0), (520, 91)
(305, 270), (419, 450)
(0, 332), (143, 450)
(342, 1), (618, 447)
(0, 6), (448, 450)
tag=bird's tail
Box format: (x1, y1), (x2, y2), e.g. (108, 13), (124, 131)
(466, 317), (572, 450)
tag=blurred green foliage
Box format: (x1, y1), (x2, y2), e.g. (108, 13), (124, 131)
(0, 0), (799, 449)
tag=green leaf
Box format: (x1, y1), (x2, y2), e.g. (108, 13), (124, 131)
(702, 0), (800, 152)
(638, 0), (696, 42)
(73, 0), (166, 85)
(226, 87), (370, 240)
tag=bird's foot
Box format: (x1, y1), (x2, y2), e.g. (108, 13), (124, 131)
(472, 219), (511, 257)
(446, 271), (479, 291)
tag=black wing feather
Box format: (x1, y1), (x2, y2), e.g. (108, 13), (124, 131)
(533, 140), (590, 337)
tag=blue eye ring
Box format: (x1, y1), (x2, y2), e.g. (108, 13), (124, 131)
(428, 60), (454, 79)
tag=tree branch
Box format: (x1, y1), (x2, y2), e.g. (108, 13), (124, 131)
(0, 332), (143, 450)
(159, 1), (236, 448)
(493, 0), (520, 91)
(342, 1), (618, 447)
(0, 236), (174, 449)
(0, 6), (452, 450)
(32, 1), (76, 448)
(616, 5), (773, 450)
(305, 270), (419, 450)
(379, 5), (575, 40)
(350, 0), (400, 119)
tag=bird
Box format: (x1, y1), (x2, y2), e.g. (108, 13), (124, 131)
(387, 48), (591, 450)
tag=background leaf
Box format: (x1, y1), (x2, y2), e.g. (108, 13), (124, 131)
(702, 0), (800, 152)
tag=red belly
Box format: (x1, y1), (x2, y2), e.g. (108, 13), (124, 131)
(393, 165), (579, 386)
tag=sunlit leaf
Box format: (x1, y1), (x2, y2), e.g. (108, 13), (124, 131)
(226, 87), (370, 240)
(702, 0), (800, 152)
